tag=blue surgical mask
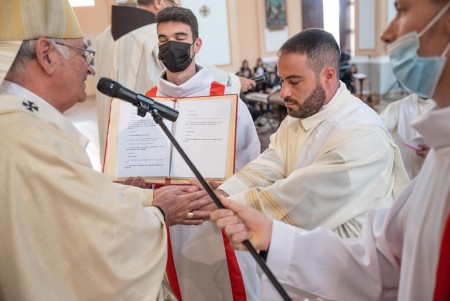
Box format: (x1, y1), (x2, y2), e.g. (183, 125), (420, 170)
(388, 2), (450, 99)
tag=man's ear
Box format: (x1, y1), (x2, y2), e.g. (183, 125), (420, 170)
(35, 38), (56, 75)
(193, 38), (202, 54)
(153, 0), (165, 11)
(323, 66), (337, 84)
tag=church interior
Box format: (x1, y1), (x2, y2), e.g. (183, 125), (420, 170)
(68, 0), (407, 170)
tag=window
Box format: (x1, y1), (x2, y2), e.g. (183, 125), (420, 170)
(301, 0), (355, 55)
(339, 0), (355, 56)
(323, 0), (340, 47)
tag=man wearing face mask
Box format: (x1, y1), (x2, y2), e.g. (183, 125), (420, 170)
(144, 6), (261, 301)
(95, 0), (256, 169)
(211, 0), (450, 300)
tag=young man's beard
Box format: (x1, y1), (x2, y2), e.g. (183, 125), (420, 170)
(286, 81), (326, 119)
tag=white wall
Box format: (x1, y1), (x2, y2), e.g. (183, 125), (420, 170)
(358, 0), (376, 50)
(182, 0), (231, 66)
(352, 55), (397, 96)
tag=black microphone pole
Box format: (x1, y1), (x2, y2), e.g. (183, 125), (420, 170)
(148, 108), (292, 301)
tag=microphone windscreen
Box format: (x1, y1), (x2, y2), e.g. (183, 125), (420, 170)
(97, 77), (120, 98)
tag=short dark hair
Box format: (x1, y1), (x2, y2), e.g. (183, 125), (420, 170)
(156, 7), (199, 40)
(278, 28), (340, 77)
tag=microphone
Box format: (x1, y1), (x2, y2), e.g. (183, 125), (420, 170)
(97, 77), (179, 122)
(251, 73), (270, 84)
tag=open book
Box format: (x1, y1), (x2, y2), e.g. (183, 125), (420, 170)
(103, 95), (238, 184)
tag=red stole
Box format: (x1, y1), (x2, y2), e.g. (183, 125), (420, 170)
(145, 82), (246, 301)
(434, 213), (450, 300)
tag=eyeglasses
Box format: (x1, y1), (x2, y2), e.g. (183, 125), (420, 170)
(163, 0), (179, 7)
(55, 41), (96, 66)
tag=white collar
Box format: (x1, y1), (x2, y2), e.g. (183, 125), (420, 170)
(158, 64), (215, 98)
(320, 81), (345, 112)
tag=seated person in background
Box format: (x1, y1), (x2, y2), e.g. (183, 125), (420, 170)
(380, 93), (435, 179)
(340, 48), (351, 65)
(195, 28), (409, 240)
(144, 7), (261, 301)
(339, 48), (352, 90)
(264, 72), (281, 94)
(237, 59), (253, 79)
(340, 63), (357, 93)
(253, 57), (267, 76)
(253, 57), (267, 92)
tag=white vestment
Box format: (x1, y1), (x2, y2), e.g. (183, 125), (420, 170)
(262, 105), (450, 300)
(220, 82), (409, 238)
(151, 65), (261, 301)
(0, 81), (167, 301)
(380, 93), (435, 179)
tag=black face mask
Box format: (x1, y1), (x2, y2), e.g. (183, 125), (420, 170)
(158, 40), (195, 73)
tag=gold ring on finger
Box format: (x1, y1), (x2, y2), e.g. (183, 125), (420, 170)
(187, 212), (194, 219)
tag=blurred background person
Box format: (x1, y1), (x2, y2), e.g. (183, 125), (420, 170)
(380, 93), (435, 179)
(238, 59), (253, 79)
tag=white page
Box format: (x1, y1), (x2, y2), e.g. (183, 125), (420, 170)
(170, 98), (231, 178)
(116, 102), (173, 177)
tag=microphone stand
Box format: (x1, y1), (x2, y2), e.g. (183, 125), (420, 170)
(138, 103), (291, 301)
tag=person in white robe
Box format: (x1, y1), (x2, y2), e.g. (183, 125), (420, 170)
(380, 93), (435, 179)
(143, 7), (261, 301)
(211, 0), (450, 300)
(95, 1), (171, 166)
(0, 1), (210, 300)
(213, 28), (409, 239)
(147, 66), (260, 172)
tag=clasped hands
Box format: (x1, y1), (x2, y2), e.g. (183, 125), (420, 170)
(189, 180), (274, 254)
(120, 177), (274, 254)
(151, 180), (227, 226)
(118, 176), (228, 227)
